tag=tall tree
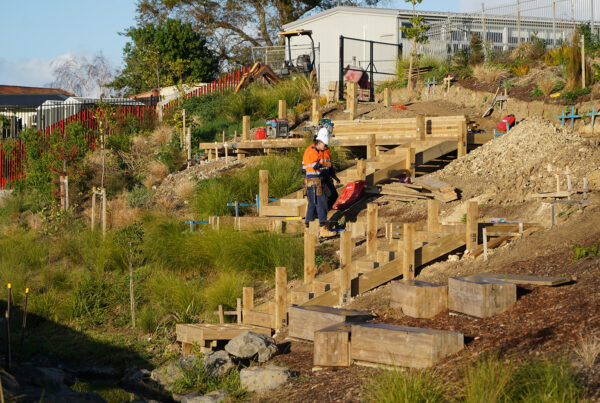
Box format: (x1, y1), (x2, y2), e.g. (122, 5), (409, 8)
(135, 0), (382, 64)
(50, 52), (115, 98)
(400, 0), (430, 91)
(111, 18), (220, 95)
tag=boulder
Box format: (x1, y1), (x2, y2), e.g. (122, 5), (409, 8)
(203, 350), (234, 378)
(239, 366), (292, 393)
(181, 389), (230, 403)
(151, 355), (199, 390)
(225, 332), (278, 363)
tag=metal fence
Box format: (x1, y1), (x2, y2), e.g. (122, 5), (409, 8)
(0, 97), (157, 188)
(413, 0), (598, 59)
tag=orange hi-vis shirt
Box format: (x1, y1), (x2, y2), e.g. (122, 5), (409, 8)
(302, 145), (325, 179)
(320, 147), (333, 177)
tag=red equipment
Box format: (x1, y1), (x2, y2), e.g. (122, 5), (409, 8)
(254, 127), (266, 140)
(496, 114), (515, 131)
(332, 180), (367, 210)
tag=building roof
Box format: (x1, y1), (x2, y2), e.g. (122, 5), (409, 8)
(0, 85), (75, 96)
(0, 93), (71, 107)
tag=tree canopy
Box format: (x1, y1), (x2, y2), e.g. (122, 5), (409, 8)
(111, 18), (220, 95)
(135, 0), (382, 64)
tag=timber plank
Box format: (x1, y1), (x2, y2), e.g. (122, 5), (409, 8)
(476, 272), (571, 286)
(391, 280), (448, 318)
(448, 276), (516, 318)
(313, 323), (352, 367)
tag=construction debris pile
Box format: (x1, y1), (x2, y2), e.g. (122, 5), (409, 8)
(437, 116), (600, 204)
(378, 177), (458, 202)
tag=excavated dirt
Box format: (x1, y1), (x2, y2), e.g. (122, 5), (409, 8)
(437, 116), (600, 203)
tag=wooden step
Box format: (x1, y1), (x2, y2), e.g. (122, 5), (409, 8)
(351, 323), (464, 368)
(176, 323), (272, 355)
(448, 276), (516, 318)
(288, 305), (373, 341)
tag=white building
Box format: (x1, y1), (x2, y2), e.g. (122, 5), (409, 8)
(282, 5), (586, 94)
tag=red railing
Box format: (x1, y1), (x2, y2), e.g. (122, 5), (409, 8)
(0, 104), (156, 189)
(161, 66), (252, 112)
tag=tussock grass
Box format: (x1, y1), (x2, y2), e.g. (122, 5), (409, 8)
(473, 64), (510, 83)
(463, 355), (515, 403)
(363, 367), (446, 403)
(573, 334), (600, 367)
(171, 355), (245, 397)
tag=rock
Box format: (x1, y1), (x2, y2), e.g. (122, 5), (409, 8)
(181, 389), (230, 403)
(225, 332), (278, 363)
(240, 366), (292, 393)
(123, 368), (152, 382)
(203, 350), (234, 378)
(30, 367), (71, 392)
(151, 355), (199, 390)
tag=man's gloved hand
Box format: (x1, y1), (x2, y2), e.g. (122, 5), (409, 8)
(334, 176), (341, 184)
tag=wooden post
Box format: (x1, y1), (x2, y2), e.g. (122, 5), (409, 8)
(304, 221), (317, 284)
(482, 227), (488, 260)
(340, 230), (352, 304)
(581, 36), (586, 89)
(416, 115), (425, 140)
(182, 108), (186, 149)
(383, 87), (392, 107)
(91, 189), (96, 230)
(278, 99), (287, 119)
(242, 115), (250, 141)
(275, 267), (287, 330)
(259, 170), (268, 217)
(457, 120), (467, 157)
(349, 82), (357, 120)
(367, 133), (376, 160)
(366, 203), (378, 255)
(427, 200), (441, 232)
(242, 287), (254, 324)
(404, 147), (416, 176)
(312, 97), (321, 125)
(217, 305), (224, 324)
(186, 128), (192, 169)
(101, 188), (107, 238)
(236, 298), (242, 324)
(224, 143), (229, 163)
(466, 201), (478, 251)
(356, 159), (366, 181)
(403, 223), (415, 280)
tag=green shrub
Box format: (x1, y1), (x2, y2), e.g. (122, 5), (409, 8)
(170, 355), (245, 396)
(70, 273), (121, 324)
(463, 356), (515, 403)
(127, 184), (153, 207)
(202, 271), (248, 316)
(530, 88), (544, 98)
(156, 136), (184, 172)
(363, 368), (446, 403)
(571, 241), (600, 261)
(561, 87), (591, 103)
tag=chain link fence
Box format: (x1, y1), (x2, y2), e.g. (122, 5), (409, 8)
(410, 0), (597, 59)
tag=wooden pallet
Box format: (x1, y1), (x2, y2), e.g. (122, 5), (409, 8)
(176, 323), (272, 355)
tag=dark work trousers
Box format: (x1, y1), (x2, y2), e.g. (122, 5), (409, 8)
(305, 185), (328, 227)
(323, 178), (339, 209)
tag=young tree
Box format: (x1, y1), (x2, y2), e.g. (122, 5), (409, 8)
(470, 33), (484, 65)
(111, 19), (220, 95)
(400, 0), (430, 91)
(135, 0), (383, 64)
(115, 222), (145, 328)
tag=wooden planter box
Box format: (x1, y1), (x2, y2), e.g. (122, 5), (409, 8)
(351, 323), (464, 368)
(288, 305), (372, 341)
(391, 280), (448, 318)
(448, 276), (516, 318)
(313, 323), (352, 367)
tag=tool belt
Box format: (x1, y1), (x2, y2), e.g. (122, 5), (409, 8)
(305, 177), (322, 196)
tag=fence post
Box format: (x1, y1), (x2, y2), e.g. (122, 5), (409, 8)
(242, 115), (250, 141)
(339, 229), (352, 304)
(312, 98), (321, 125)
(304, 220), (317, 284)
(466, 201), (478, 252)
(182, 109), (186, 149)
(242, 287), (254, 324)
(403, 223), (415, 280)
(278, 100), (287, 119)
(427, 200), (441, 232)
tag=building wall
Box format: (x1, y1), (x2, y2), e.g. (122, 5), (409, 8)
(284, 9), (399, 93)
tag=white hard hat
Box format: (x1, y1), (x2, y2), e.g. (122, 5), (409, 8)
(316, 127), (330, 146)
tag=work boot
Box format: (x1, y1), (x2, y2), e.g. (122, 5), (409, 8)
(319, 226), (336, 238)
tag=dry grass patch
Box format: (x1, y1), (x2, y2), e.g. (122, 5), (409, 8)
(473, 64), (509, 83)
(175, 179), (196, 201)
(143, 160), (169, 188)
(150, 125), (172, 148)
(573, 334), (600, 367)
(109, 194), (140, 228)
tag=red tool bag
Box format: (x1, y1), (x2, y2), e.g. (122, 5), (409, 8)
(333, 180), (367, 210)
(496, 114), (515, 131)
(254, 128), (266, 140)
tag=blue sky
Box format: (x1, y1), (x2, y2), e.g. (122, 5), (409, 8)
(0, 0), (478, 87)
